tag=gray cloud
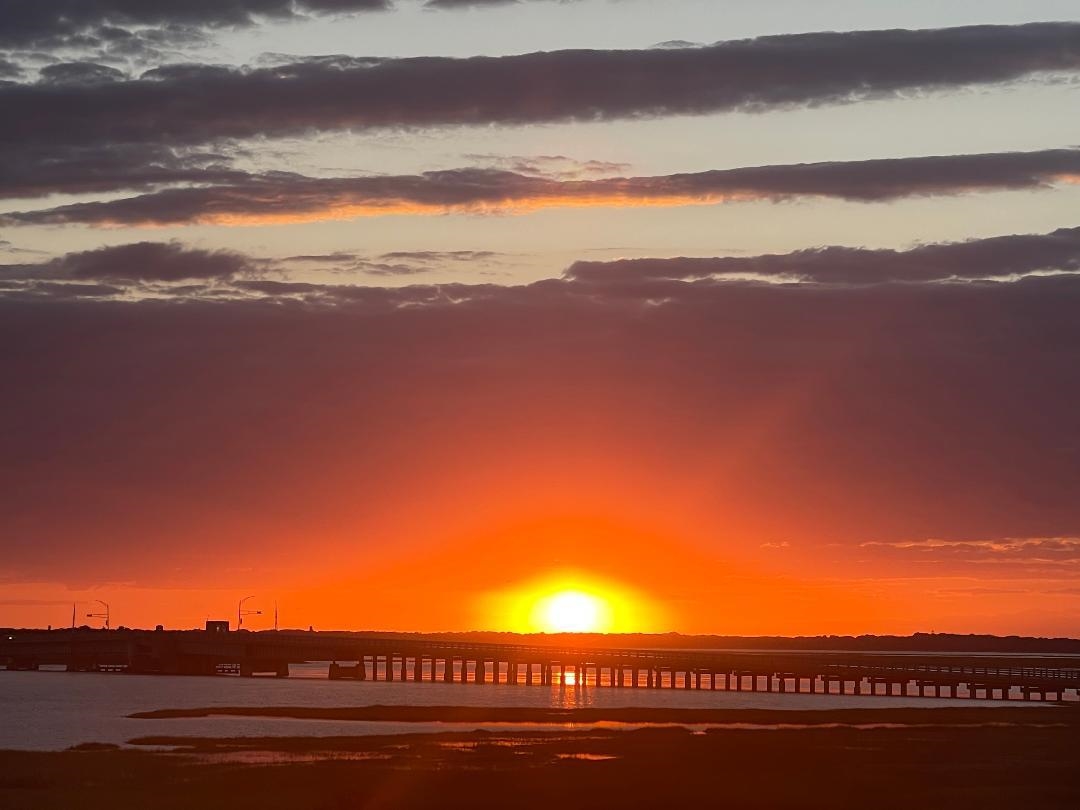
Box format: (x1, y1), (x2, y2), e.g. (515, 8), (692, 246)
(37, 61), (128, 85)
(4, 226), (1080, 303)
(1, 26), (215, 71)
(0, 0), (579, 66)
(0, 58), (23, 79)
(566, 226), (1080, 285)
(0, 0), (582, 49)
(6, 148), (1080, 225)
(3, 24), (1079, 148)
(0, 143), (246, 200)
(0, 242), (512, 288)
(0, 1), (392, 50)
(1, 242), (254, 283)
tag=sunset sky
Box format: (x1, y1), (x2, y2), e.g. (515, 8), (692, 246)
(2, 1), (1079, 637)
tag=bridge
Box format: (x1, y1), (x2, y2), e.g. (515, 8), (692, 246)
(3, 630), (1079, 701)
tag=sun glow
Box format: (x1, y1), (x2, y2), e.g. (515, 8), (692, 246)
(478, 571), (663, 634)
(536, 590), (608, 633)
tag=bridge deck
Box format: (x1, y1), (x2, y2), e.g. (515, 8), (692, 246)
(3, 631), (1079, 701)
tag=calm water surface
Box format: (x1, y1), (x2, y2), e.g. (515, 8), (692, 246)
(0, 663), (1029, 751)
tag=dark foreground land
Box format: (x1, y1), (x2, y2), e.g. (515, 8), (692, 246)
(2, 707), (1079, 810)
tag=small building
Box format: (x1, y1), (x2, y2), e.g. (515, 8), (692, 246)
(205, 620), (230, 633)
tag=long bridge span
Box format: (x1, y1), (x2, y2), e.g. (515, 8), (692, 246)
(3, 630), (1079, 702)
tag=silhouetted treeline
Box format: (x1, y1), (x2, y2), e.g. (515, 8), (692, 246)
(374, 631), (1080, 654)
(5, 627), (1078, 653)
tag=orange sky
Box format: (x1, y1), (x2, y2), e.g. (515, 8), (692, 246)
(3, 11), (1080, 637)
(2, 284), (1079, 636)
(4, 509), (1078, 636)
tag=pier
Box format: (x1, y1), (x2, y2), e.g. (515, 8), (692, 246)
(2, 630), (1079, 701)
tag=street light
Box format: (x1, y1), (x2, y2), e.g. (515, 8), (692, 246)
(238, 595), (261, 630)
(86, 600), (110, 630)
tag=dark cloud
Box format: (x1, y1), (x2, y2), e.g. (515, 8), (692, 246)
(5, 227), (1079, 296)
(1, 242), (254, 283)
(0, 242), (510, 289)
(3, 25), (215, 70)
(0, 58), (24, 79)
(0, 143), (246, 200)
(7, 149), (1080, 225)
(57, 242), (253, 281)
(37, 61), (127, 85)
(0, 1), (392, 50)
(567, 226), (1080, 285)
(0, 0), (572, 64)
(1, 264), (1079, 584)
(0, 1), (396, 70)
(3, 24), (1078, 148)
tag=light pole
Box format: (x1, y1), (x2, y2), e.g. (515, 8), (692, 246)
(86, 600), (110, 630)
(238, 595), (261, 630)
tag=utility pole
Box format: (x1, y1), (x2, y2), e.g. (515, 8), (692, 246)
(274, 601), (279, 632)
(238, 595), (261, 630)
(86, 600), (110, 630)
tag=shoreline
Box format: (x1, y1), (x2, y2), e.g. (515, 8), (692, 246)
(129, 703), (1073, 726)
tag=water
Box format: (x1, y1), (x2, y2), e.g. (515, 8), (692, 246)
(0, 663), (1039, 751)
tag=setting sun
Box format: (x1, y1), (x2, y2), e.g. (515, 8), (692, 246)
(536, 590), (608, 633)
(477, 571), (664, 634)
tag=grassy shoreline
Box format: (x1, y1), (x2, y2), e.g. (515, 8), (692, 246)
(128, 702), (1073, 725)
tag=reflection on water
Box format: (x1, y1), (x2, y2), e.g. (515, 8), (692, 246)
(0, 663), (1041, 751)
